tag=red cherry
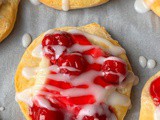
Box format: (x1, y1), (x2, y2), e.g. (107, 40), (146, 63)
(103, 74), (119, 85)
(94, 76), (111, 88)
(102, 58), (127, 85)
(102, 59), (127, 75)
(71, 34), (91, 45)
(87, 63), (102, 71)
(58, 53), (88, 75)
(150, 77), (160, 106)
(29, 103), (65, 120)
(83, 48), (108, 58)
(43, 46), (55, 61)
(42, 32), (73, 63)
(42, 32), (73, 47)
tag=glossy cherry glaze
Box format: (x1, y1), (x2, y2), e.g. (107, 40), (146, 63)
(150, 76), (160, 106)
(29, 31), (127, 120)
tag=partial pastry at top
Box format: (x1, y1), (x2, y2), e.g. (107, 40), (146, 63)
(38, 0), (109, 11)
(15, 23), (138, 120)
(134, 0), (160, 17)
(0, 0), (19, 42)
(140, 71), (160, 120)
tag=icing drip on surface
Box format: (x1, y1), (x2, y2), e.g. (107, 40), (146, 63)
(29, 0), (41, 5)
(0, 107), (5, 111)
(134, 0), (150, 13)
(139, 56), (147, 68)
(147, 59), (156, 69)
(22, 33), (32, 48)
(62, 0), (69, 11)
(16, 30), (137, 120)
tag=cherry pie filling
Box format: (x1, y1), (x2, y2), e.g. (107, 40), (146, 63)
(29, 32), (128, 120)
(150, 77), (160, 106)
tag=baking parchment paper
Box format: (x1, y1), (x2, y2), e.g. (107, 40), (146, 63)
(0, 0), (160, 119)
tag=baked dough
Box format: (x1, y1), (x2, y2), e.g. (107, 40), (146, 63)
(15, 23), (136, 120)
(39, 0), (109, 11)
(144, 0), (160, 17)
(0, 0), (19, 42)
(139, 71), (160, 120)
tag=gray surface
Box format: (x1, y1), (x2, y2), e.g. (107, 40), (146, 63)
(0, 0), (160, 119)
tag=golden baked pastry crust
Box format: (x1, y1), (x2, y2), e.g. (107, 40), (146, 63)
(39, 0), (109, 10)
(0, 0), (19, 42)
(15, 23), (134, 120)
(145, 0), (160, 17)
(139, 72), (160, 120)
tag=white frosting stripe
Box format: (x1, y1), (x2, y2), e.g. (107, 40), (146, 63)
(32, 45), (43, 58)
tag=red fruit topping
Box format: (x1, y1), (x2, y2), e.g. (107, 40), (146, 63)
(71, 34), (91, 45)
(87, 63), (102, 71)
(103, 74), (119, 85)
(68, 95), (95, 105)
(150, 76), (160, 106)
(102, 59), (126, 75)
(29, 103), (64, 120)
(94, 76), (111, 88)
(42, 32), (73, 47)
(102, 58), (127, 85)
(42, 32), (73, 64)
(83, 48), (107, 58)
(58, 53), (88, 75)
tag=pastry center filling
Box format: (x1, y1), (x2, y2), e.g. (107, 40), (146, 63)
(16, 30), (136, 120)
(150, 77), (160, 106)
(150, 76), (160, 120)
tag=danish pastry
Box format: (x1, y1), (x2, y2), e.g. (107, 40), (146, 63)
(39, 0), (109, 11)
(140, 71), (160, 120)
(0, 0), (19, 42)
(134, 0), (160, 17)
(15, 23), (138, 120)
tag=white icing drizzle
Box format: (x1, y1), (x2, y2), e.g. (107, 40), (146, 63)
(29, 0), (41, 5)
(34, 96), (56, 111)
(22, 33), (32, 48)
(147, 59), (156, 69)
(68, 29), (125, 56)
(134, 0), (150, 13)
(22, 67), (38, 79)
(77, 104), (117, 120)
(62, 0), (69, 11)
(16, 88), (34, 107)
(154, 106), (160, 120)
(69, 44), (95, 53)
(43, 45), (66, 59)
(32, 45), (43, 58)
